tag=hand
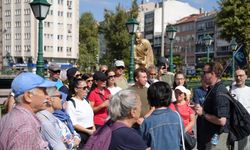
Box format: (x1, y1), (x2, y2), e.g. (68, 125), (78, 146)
(136, 117), (144, 125)
(73, 136), (81, 146)
(194, 104), (203, 116)
(102, 100), (109, 108)
(87, 128), (96, 135)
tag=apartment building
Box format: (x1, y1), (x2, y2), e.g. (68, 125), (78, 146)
(1, 0), (79, 70)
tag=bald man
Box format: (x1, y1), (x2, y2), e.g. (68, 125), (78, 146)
(230, 69), (250, 150)
(134, 32), (154, 69)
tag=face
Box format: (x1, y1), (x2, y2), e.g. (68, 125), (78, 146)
(235, 70), (247, 87)
(135, 33), (142, 44)
(74, 71), (82, 79)
(100, 66), (108, 73)
(175, 74), (185, 86)
(149, 69), (157, 79)
(29, 87), (50, 113)
(203, 65), (213, 85)
(49, 70), (60, 81)
(86, 77), (93, 88)
(75, 81), (88, 99)
(51, 91), (62, 110)
(175, 89), (185, 102)
(115, 66), (125, 76)
(107, 71), (116, 85)
(136, 72), (147, 86)
(96, 79), (107, 89)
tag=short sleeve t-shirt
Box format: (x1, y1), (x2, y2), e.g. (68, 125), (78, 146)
(109, 127), (147, 150)
(169, 102), (194, 133)
(88, 88), (111, 125)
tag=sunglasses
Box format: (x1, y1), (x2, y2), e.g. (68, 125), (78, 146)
(86, 79), (93, 82)
(101, 70), (107, 73)
(51, 70), (60, 74)
(116, 66), (125, 70)
(150, 73), (157, 76)
(108, 75), (115, 79)
(51, 95), (62, 99)
(75, 74), (82, 78)
(77, 86), (88, 90)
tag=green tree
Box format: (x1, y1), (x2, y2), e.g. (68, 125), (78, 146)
(100, 1), (139, 67)
(78, 12), (99, 72)
(216, 0), (250, 75)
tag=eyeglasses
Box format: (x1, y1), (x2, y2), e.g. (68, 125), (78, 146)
(77, 86), (88, 90)
(116, 66), (125, 70)
(150, 73), (157, 76)
(101, 70), (107, 73)
(51, 95), (62, 99)
(108, 75), (115, 79)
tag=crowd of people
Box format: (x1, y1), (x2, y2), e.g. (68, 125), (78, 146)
(0, 59), (250, 150)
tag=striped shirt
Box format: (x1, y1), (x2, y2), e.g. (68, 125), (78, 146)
(0, 105), (48, 150)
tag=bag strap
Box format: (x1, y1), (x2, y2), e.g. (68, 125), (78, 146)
(217, 92), (234, 104)
(176, 111), (186, 150)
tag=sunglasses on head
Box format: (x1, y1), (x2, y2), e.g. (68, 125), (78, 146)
(116, 66), (124, 70)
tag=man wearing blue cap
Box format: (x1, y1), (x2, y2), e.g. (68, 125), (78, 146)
(0, 72), (56, 150)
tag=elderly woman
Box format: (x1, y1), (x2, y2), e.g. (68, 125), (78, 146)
(108, 90), (148, 149)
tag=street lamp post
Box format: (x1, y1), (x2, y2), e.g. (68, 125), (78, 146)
(126, 18), (139, 83)
(230, 37), (238, 79)
(203, 34), (213, 63)
(166, 25), (177, 73)
(30, 0), (51, 77)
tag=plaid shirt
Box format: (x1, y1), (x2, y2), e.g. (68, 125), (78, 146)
(0, 105), (48, 150)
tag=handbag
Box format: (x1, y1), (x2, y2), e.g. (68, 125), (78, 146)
(174, 103), (196, 150)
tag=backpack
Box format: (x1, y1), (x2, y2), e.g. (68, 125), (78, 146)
(83, 120), (125, 150)
(218, 93), (250, 143)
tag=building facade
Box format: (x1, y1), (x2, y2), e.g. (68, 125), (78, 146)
(1, 0), (79, 70)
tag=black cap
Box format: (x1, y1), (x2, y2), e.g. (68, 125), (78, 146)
(66, 67), (78, 80)
(93, 71), (107, 81)
(157, 57), (169, 67)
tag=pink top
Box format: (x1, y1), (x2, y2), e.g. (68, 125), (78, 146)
(169, 102), (194, 133)
(0, 105), (48, 150)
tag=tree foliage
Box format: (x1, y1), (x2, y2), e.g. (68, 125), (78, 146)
(99, 1), (139, 67)
(78, 12), (99, 72)
(216, 0), (250, 59)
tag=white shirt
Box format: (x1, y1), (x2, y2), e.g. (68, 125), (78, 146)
(231, 85), (250, 113)
(108, 86), (122, 95)
(66, 97), (94, 128)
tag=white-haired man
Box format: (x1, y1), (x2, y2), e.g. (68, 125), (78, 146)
(0, 72), (56, 150)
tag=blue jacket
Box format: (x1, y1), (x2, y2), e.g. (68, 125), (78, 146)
(140, 108), (183, 150)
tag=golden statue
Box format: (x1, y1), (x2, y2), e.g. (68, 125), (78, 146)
(134, 32), (154, 69)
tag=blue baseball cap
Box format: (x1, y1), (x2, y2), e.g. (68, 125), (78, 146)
(11, 72), (56, 97)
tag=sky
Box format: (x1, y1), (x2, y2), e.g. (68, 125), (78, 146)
(79, 0), (219, 21)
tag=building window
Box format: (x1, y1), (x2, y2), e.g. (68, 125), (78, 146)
(5, 45), (11, 52)
(5, 0), (11, 4)
(24, 33), (31, 40)
(25, 0), (30, 2)
(58, 11), (63, 17)
(5, 34), (11, 40)
(5, 10), (11, 16)
(66, 47), (72, 52)
(15, 0), (21, 3)
(15, 21), (21, 27)
(24, 21), (30, 27)
(5, 22), (11, 28)
(67, 12), (72, 18)
(24, 9), (30, 15)
(15, 33), (21, 40)
(57, 46), (63, 52)
(58, 0), (63, 4)
(24, 45), (31, 52)
(15, 45), (21, 52)
(15, 9), (21, 16)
